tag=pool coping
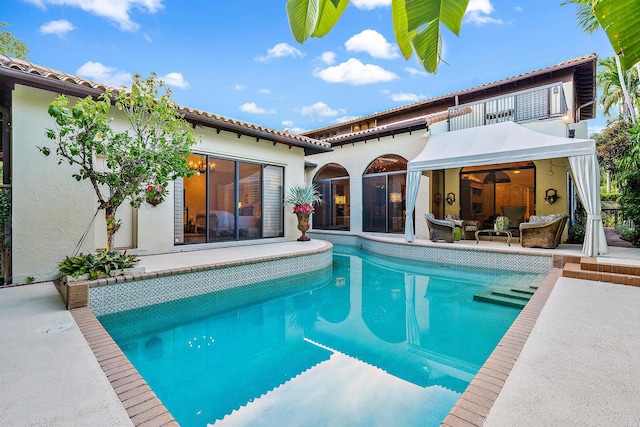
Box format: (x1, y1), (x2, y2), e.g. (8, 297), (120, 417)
(71, 307), (178, 427)
(440, 268), (562, 427)
(70, 247), (562, 427)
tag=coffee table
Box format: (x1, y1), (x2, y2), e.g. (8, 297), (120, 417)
(475, 229), (512, 246)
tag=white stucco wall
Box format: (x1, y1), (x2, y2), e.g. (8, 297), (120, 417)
(305, 131), (430, 238)
(10, 85), (306, 283)
(12, 86), (98, 283)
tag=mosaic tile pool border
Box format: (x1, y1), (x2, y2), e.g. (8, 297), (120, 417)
(90, 247), (333, 316)
(309, 232), (553, 274)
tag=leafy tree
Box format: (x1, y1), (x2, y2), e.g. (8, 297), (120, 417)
(594, 119), (634, 188)
(41, 74), (197, 252)
(286, 0), (640, 74)
(0, 22), (29, 60)
(617, 125), (640, 245)
(597, 56), (639, 120)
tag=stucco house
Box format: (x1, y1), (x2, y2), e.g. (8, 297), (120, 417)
(302, 53), (606, 257)
(0, 55), (331, 284)
(0, 53), (605, 285)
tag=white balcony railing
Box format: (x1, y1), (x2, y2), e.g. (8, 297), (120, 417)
(448, 83), (568, 131)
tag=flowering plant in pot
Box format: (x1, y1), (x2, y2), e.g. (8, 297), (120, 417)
(145, 184), (168, 206)
(285, 184), (322, 241)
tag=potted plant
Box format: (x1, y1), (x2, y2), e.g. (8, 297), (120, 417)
(58, 251), (143, 283)
(495, 216), (510, 232)
(145, 184), (168, 206)
(285, 184), (322, 241)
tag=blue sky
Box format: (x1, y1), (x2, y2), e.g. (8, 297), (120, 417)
(2, 0), (615, 135)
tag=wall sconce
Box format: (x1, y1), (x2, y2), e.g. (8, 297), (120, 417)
(446, 192), (456, 205)
(545, 188), (560, 205)
(334, 195), (346, 205)
(389, 192), (403, 203)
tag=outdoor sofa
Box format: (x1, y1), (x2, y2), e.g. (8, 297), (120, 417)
(519, 214), (568, 249)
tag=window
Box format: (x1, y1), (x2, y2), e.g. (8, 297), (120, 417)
(351, 120), (376, 133)
(176, 154), (283, 244)
(362, 155), (407, 233)
(313, 163), (350, 230)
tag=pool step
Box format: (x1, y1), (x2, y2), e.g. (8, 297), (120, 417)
(491, 289), (531, 301)
(473, 293), (527, 308)
(473, 285), (537, 308)
(509, 286), (537, 295)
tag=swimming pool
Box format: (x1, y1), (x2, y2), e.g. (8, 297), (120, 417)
(99, 246), (542, 426)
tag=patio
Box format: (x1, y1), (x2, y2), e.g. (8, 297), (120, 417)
(1, 237), (639, 426)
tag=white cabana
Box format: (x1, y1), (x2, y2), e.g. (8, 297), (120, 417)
(404, 121), (607, 256)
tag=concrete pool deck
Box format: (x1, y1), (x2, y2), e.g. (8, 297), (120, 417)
(1, 238), (639, 426)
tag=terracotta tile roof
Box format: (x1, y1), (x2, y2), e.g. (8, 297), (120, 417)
(305, 53), (597, 135)
(321, 106), (472, 145)
(0, 55), (331, 154)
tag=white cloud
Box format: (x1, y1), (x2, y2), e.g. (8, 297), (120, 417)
(319, 51), (336, 65)
(76, 61), (132, 87)
(239, 102), (276, 114)
(404, 66), (427, 76)
(514, 6), (523, 12)
(314, 58), (398, 85)
(345, 29), (399, 59)
(300, 102), (345, 118)
(390, 92), (424, 102)
(259, 88), (272, 94)
(465, 0), (503, 25)
(281, 121), (305, 134)
(351, 0), (390, 10)
(25, 0), (163, 31)
(160, 72), (188, 89)
(143, 33), (152, 43)
(235, 84), (247, 91)
(255, 43), (304, 62)
(39, 19), (74, 37)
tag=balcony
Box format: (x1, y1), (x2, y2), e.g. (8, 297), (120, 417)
(447, 83), (569, 132)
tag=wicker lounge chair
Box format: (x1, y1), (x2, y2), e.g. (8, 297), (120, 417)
(519, 214), (568, 249)
(425, 213), (455, 243)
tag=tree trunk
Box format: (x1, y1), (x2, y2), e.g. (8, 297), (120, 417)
(105, 207), (116, 253)
(616, 55), (637, 124)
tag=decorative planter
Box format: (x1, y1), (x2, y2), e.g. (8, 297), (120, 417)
(62, 273), (90, 283)
(110, 266), (145, 277)
(296, 212), (311, 241)
(495, 216), (510, 232)
(146, 197), (163, 206)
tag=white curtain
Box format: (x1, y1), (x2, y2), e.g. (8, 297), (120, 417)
(404, 171), (421, 242)
(569, 154), (608, 256)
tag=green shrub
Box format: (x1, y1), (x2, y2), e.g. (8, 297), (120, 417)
(615, 223), (638, 245)
(600, 192), (620, 202)
(58, 251), (140, 280)
(567, 217), (586, 244)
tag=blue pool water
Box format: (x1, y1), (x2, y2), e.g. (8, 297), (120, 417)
(99, 246), (540, 427)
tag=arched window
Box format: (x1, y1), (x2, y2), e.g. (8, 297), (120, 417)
(459, 161), (535, 232)
(362, 155), (408, 233)
(313, 163), (350, 230)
